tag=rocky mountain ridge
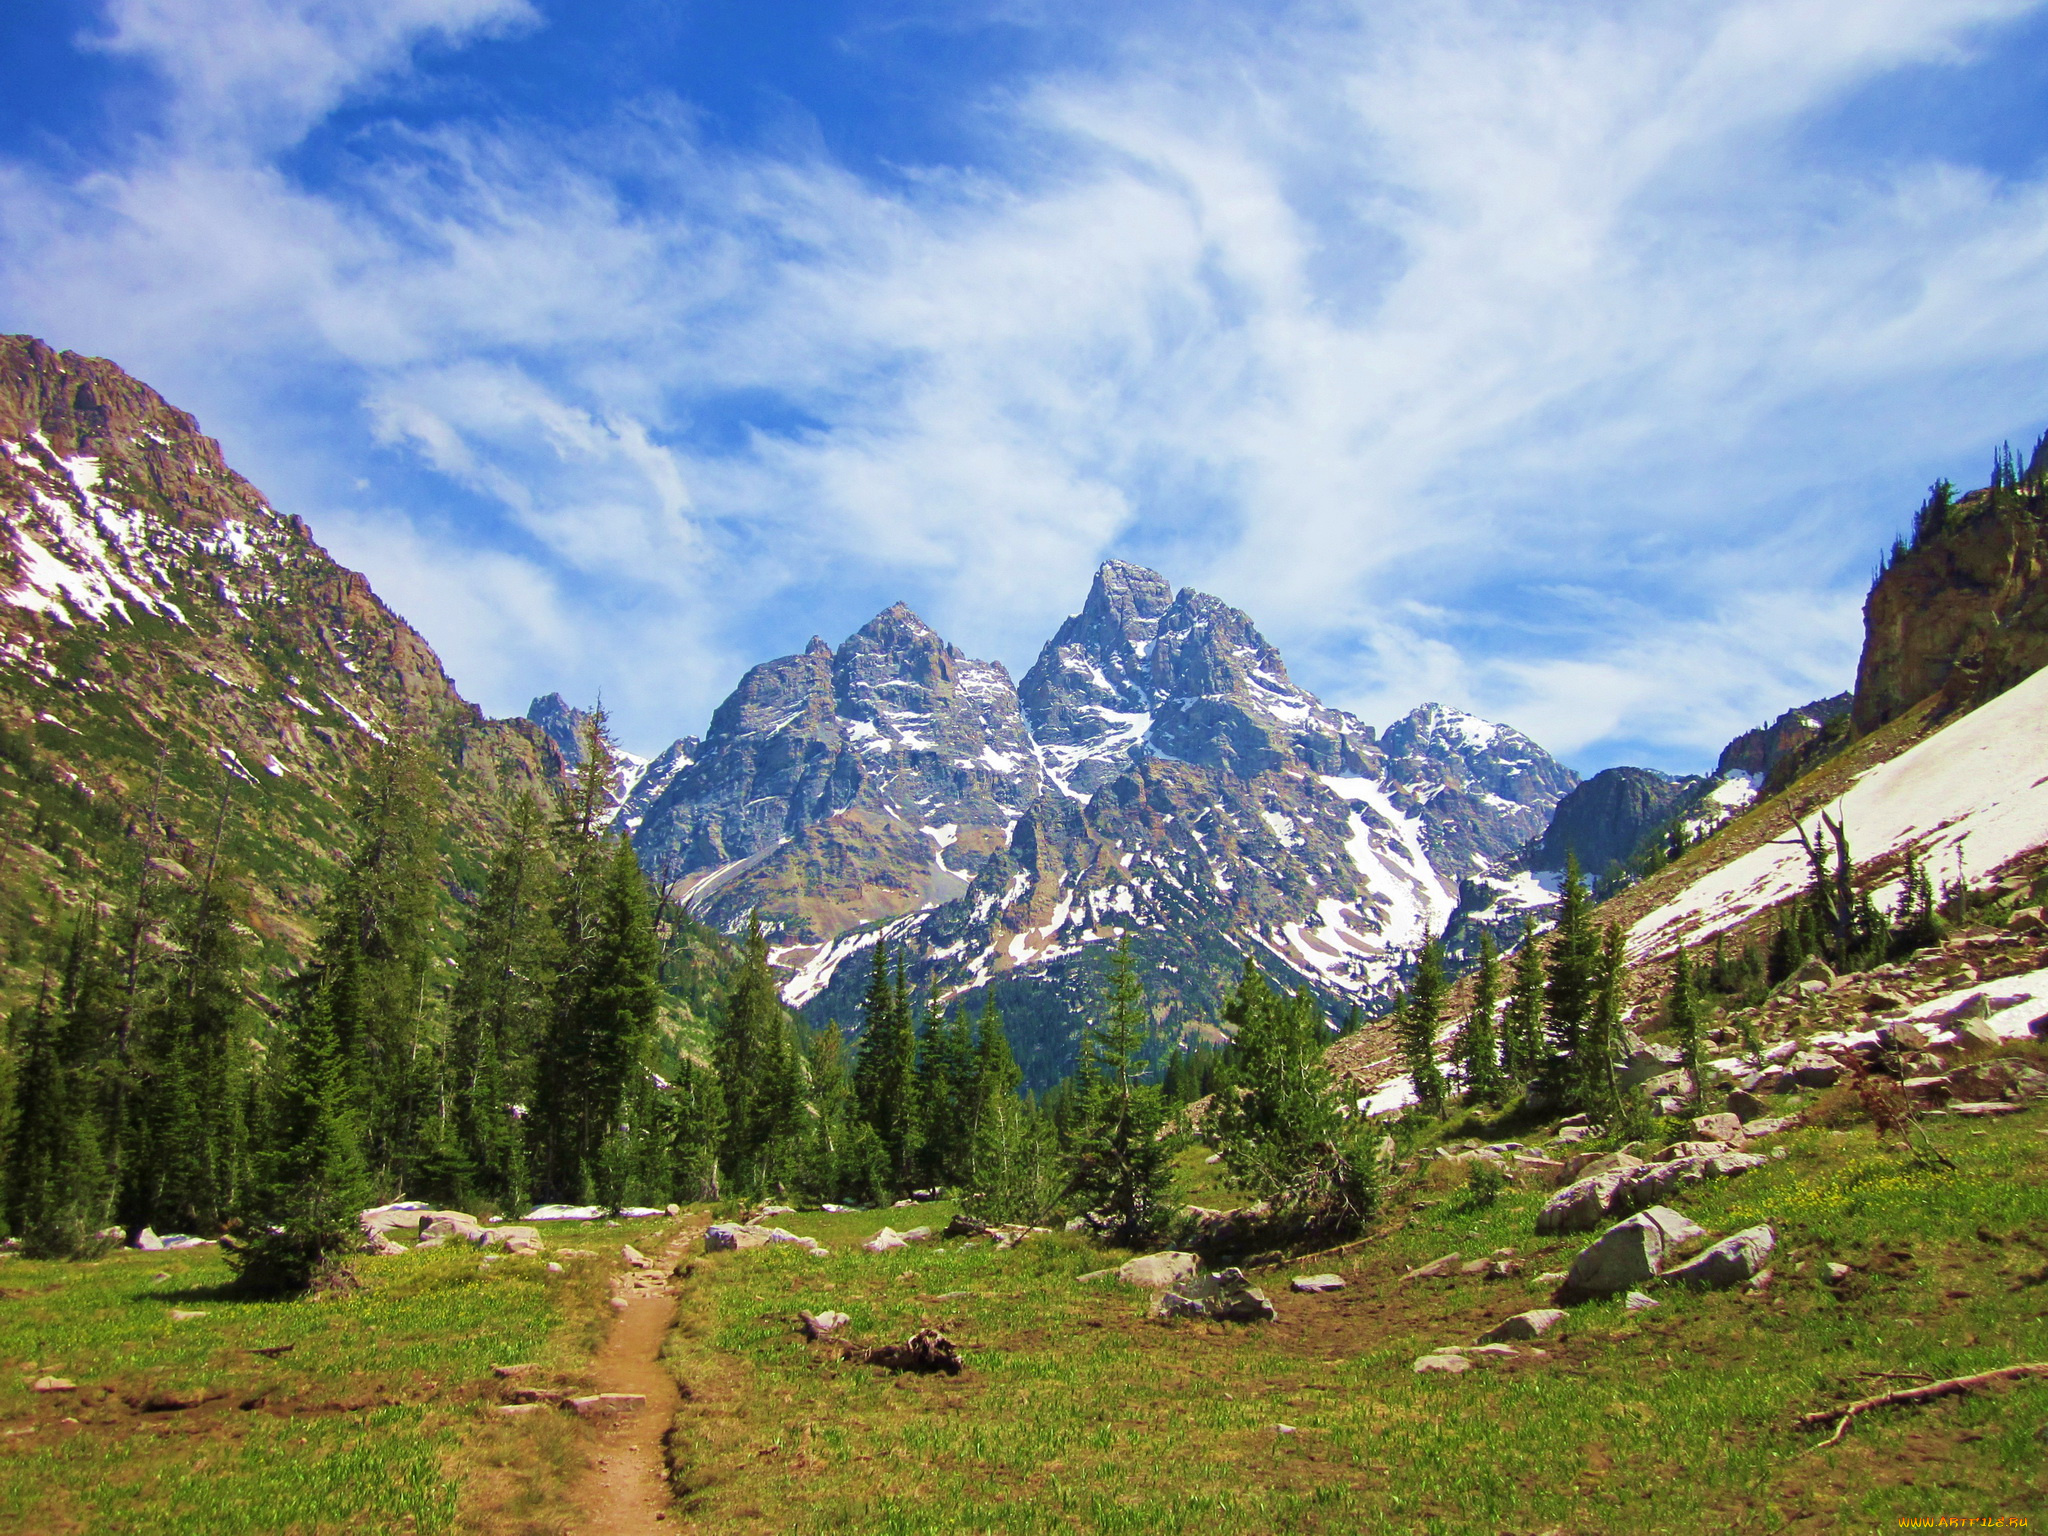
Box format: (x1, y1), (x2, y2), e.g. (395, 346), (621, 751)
(0, 335), (563, 985)
(593, 560), (1579, 1082)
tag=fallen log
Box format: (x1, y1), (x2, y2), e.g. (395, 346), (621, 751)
(1799, 1362), (2048, 1448)
(858, 1328), (964, 1376)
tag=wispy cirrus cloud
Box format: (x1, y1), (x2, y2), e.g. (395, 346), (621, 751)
(5, 0), (2048, 767)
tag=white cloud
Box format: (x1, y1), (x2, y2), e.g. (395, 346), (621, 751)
(6, 0), (2048, 764)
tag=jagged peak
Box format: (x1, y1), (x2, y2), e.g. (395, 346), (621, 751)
(1082, 559), (1174, 628)
(804, 635), (832, 657)
(844, 601), (952, 655)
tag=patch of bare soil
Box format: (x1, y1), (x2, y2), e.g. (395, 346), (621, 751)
(569, 1224), (702, 1536)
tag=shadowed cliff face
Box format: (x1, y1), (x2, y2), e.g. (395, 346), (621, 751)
(0, 334), (561, 973)
(1856, 488), (2048, 735)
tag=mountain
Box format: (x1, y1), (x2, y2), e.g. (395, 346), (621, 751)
(627, 606), (1044, 941)
(523, 691), (694, 832)
(724, 562), (1581, 1084)
(0, 335), (563, 988)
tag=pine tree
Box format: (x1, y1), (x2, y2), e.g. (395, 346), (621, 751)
(851, 942), (919, 1189)
(1501, 915), (1546, 1084)
(1455, 932), (1505, 1103)
(531, 835), (661, 1203)
(657, 1058), (725, 1202)
(230, 972), (372, 1293)
(1216, 958), (1378, 1233)
(1396, 939), (1449, 1116)
(314, 733), (445, 1184)
(1543, 854), (1599, 1100)
(1577, 924), (1629, 1123)
(3, 931), (116, 1258)
(1067, 935), (1177, 1244)
(448, 796), (560, 1208)
(914, 1006), (976, 1187)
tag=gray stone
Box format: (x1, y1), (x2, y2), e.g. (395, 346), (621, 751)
(1881, 1020), (1933, 1051)
(1690, 1112), (1745, 1144)
(1412, 1352), (1470, 1374)
(1563, 1206), (1701, 1297)
(621, 1244), (648, 1268)
(1619, 1043), (1684, 1087)
(1478, 1308), (1565, 1343)
(1401, 1251), (1464, 1280)
(1290, 1274), (1344, 1293)
(1624, 1290), (1659, 1311)
(1190, 1268), (1279, 1322)
(1117, 1251), (1200, 1290)
(862, 1227), (910, 1253)
(1661, 1225), (1776, 1290)
(567, 1393), (646, 1417)
(704, 1223), (774, 1252)
(798, 1310), (851, 1339)
(1534, 1173), (1625, 1235)
(1726, 1089), (1770, 1122)
(1946, 1019), (2003, 1053)
(1787, 1051), (1844, 1088)
(1655, 1140), (1731, 1163)
(1789, 956), (1836, 987)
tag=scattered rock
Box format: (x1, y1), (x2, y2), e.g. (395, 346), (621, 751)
(1478, 1309), (1565, 1343)
(168, 1309), (207, 1322)
(29, 1376), (75, 1393)
(1561, 1206), (1703, 1299)
(1824, 1262), (1852, 1281)
(1691, 1113), (1745, 1144)
(798, 1310), (851, 1340)
(703, 1223), (772, 1252)
(546, 1261), (563, 1274)
(494, 1402), (543, 1416)
(491, 1363), (540, 1378)
(1949, 1101), (2023, 1117)
(1412, 1353), (1470, 1374)
(1660, 1225), (1776, 1290)
(567, 1393), (646, 1417)
(1945, 1018), (2003, 1053)
(1117, 1251), (1200, 1290)
(1535, 1174), (1626, 1235)
(1862, 990), (1909, 1014)
(1785, 1051), (1844, 1088)
(1740, 1116), (1797, 1138)
(1401, 1251), (1464, 1280)
(1290, 1274), (1345, 1293)
(1726, 1089), (1770, 1122)
(1624, 1291), (1659, 1311)
(621, 1245), (648, 1268)
(864, 1227), (910, 1254)
(1077, 1269), (1114, 1283)
(1153, 1268), (1277, 1323)
(942, 1213), (991, 1240)
(1457, 1258), (1494, 1276)
(1789, 957), (1836, 988)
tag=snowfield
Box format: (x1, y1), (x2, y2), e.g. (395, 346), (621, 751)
(1631, 665), (2048, 956)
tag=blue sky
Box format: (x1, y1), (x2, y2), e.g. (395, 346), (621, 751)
(6, 1), (2048, 773)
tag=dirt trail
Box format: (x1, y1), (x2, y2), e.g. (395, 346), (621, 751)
(570, 1223), (701, 1535)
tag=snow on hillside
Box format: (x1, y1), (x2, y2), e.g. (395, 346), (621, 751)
(1631, 665), (2048, 955)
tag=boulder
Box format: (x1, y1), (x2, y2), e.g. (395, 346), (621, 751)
(134, 1227), (164, 1251)
(365, 1232), (406, 1257)
(1400, 1251), (1464, 1280)
(1861, 991), (1909, 1014)
(1690, 1113), (1745, 1145)
(420, 1214), (485, 1244)
(1117, 1251), (1201, 1290)
(1661, 1225), (1776, 1290)
(1619, 1043), (1684, 1087)
(1655, 1140), (1731, 1163)
(1880, 1020), (1933, 1051)
(1534, 1173), (1626, 1235)
(567, 1393), (646, 1417)
(1412, 1353), (1470, 1374)
(1739, 1117), (1797, 1138)
(942, 1213), (991, 1240)
(1624, 1291), (1659, 1311)
(1478, 1308), (1565, 1343)
(1789, 957), (1836, 988)
(1290, 1274), (1345, 1293)
(798, 1310), (851, 1339)
(1194, 1268), (1278, 1323)
(1563, 1149), (1644, 1182)
(1785, 1051), (1844, 1088)
(479, 1226), (541, 1248)
(1561, 1206), (1702, 1298)
(621, 1244), (648, 1268)
(1945, 1019), (2004, 1053)
(29, 1376), (75, 1393)
(1725, 1089), (1770, 1122)
(704, 1223), (773, 1252)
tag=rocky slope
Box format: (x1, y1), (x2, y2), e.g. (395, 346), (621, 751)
(1855, 484), (2048, 735)
(627, 606), (1045, 942)
(0, 335), (562, 986)
(525, 692), (693, 833)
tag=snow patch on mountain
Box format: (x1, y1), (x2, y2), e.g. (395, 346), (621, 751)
(1632, 664), (2048, 955)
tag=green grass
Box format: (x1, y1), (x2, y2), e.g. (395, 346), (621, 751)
(0, 1215), (681, 1535)
(663, 1116), (2048, 1534)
